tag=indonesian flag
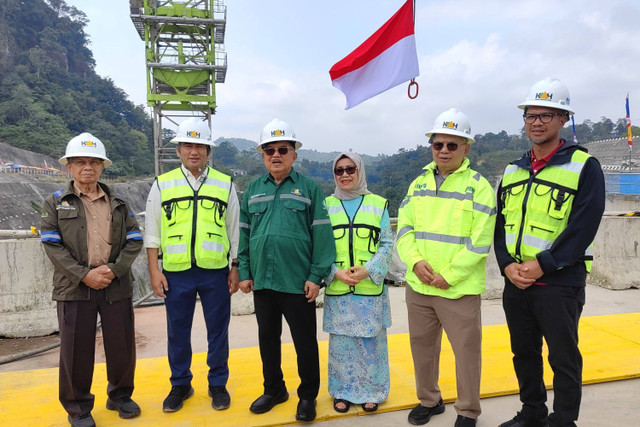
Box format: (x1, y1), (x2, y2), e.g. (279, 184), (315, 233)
(330, 0), (419, 109)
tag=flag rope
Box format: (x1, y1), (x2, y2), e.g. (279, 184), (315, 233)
(408, 78), (419, 99)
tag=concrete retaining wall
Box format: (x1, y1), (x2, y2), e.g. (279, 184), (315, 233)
(2, 216), (639, 338)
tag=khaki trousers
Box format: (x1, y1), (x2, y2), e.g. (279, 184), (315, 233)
(406, 285), (482, 419)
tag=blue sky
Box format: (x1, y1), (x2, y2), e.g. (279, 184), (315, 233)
(66, 0), (640, 155)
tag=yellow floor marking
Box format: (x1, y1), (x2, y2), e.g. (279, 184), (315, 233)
(1, 313), (638, 426)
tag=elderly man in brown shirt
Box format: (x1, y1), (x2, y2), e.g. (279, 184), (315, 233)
(41, 133), (143, 427)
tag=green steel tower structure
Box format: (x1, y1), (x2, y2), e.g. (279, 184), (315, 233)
(130, 0), (227, 174)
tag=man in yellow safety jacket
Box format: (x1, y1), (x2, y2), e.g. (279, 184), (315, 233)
(397, 108), (496, 427)
(495, 78), (605, 427)
(144, 118), (239, 413)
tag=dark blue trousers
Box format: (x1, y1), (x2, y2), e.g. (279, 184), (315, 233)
(164, 266), (230, 387)
(503, 281), (585, 427)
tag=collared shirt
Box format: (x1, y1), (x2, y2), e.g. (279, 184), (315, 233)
(434, 167), (446, 191)
(238, 168), (335, 293)
(74, 182), (112, 267)
(531, 141), (564, 174)
(144, 165), (240, 260)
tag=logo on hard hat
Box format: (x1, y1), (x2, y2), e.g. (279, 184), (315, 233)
(81, 140), (96, 147)
(271, 129), (285, 137)
(535, 92), (553, 101)
(443, 121), (458, 130)
(187, 130), (200, 138)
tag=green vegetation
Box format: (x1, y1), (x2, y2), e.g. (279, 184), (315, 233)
(0, 0), (154, 176)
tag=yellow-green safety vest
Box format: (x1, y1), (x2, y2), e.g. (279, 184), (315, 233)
(396, 159), (496, 298)
(158, 166), (231, 272)
(325, 194), (388, 296)
(500, 149), (594, 272)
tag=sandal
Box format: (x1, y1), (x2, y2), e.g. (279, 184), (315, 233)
(333, 398), (351, 413)
(362, 402), (378, 412)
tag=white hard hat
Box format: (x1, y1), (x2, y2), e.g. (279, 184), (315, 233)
(59, 132), (112, 166)
(171, 118), (215, 146)
(518, 77), (574, 115)
(425, 108), (475, 143)
(257, 118), (302, 153)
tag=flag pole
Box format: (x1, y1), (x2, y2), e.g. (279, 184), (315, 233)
(626, 93), (633, 168)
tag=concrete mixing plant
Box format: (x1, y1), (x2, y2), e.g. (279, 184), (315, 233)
(130, 0), (227, 174)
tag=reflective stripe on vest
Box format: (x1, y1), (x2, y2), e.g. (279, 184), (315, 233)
(158, 167), (231, 272)
(500, 150), (594, 272)
(325, 194), (387, 296)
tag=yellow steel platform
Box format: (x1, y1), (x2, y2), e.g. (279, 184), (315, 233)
(1, 313), (639, 426)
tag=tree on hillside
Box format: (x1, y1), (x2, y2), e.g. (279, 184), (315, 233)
(0, 0), (155, 175)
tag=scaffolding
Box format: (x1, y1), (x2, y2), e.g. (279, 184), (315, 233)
(130, 0), (227, 174)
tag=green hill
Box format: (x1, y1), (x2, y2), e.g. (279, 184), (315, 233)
(0, 0), (154, 176)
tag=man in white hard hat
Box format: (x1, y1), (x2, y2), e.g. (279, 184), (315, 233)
(237, 118), (335, 422)
(41, 133), (143, 427)
(397, 108), (496, 427)
(144, 117), (240, 412)
(495, 78), (605, 427)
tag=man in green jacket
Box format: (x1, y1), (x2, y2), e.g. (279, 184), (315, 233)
(238, 118), (335, 423)
(397, 109), (496, 427)
(41, 133), (143, 427)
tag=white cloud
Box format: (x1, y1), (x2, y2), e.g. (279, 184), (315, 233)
(66, 0), (640, 155)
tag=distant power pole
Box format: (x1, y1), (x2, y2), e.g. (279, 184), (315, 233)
(130, 0), (228, 175)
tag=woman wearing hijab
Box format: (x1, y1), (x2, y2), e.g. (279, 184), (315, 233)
(323, 152), (393, 413)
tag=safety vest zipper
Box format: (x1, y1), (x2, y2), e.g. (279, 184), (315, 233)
(514, 171), (535, 261)
(344, 197), (364, 269)
(189, 173), (204, 266)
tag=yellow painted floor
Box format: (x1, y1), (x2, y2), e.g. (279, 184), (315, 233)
(1, 313), (639, 426)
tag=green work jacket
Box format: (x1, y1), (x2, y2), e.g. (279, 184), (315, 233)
(157, 166), (231, 271)
(40, 181), (142, 301)
(397, 159), (496, 299)
(238, 169), (335, 294)
(325, 194), (387, 296)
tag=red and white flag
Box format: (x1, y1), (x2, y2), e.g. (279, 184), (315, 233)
(330, 0), (419, 109)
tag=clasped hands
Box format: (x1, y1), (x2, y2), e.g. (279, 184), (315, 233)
(82, 264), (115, 290)
(335, 265), (369, 285)
(504, 260), (543, 289)
(413, 260), (450, 290)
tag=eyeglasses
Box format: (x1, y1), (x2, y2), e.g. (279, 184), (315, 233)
(523, 113), (562, 124)
(263, 146), (291, 156)
(69, 158), (103, 167)
(334, 166), (357, 176)
(431, 142), (461, 152)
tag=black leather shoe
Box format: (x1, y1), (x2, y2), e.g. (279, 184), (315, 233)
(162, 384), (195, 412)
(106, 396), (141, 419)
(408, 398), (445, 425)
(208, 385), (231, 410)
(67, 413), (96, 427)
(455, 415), (477, 427)
(499, 412), (549, 427)
(249, 389), (289, 414)
(296, 399), (316, 422)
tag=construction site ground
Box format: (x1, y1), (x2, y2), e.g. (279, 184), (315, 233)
(1, 284), (639, 426)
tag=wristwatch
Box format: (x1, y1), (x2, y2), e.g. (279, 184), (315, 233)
(231, 260), (239, 268)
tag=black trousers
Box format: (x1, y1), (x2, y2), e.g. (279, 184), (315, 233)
(253, 289), (320, 400)
(57, 290), (136, 418)
(503, 281), (585, 427)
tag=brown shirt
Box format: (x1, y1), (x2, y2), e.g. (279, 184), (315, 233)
(74, 183), (113, 267)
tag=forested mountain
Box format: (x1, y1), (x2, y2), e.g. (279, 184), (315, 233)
(0, 0), (154, 175)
